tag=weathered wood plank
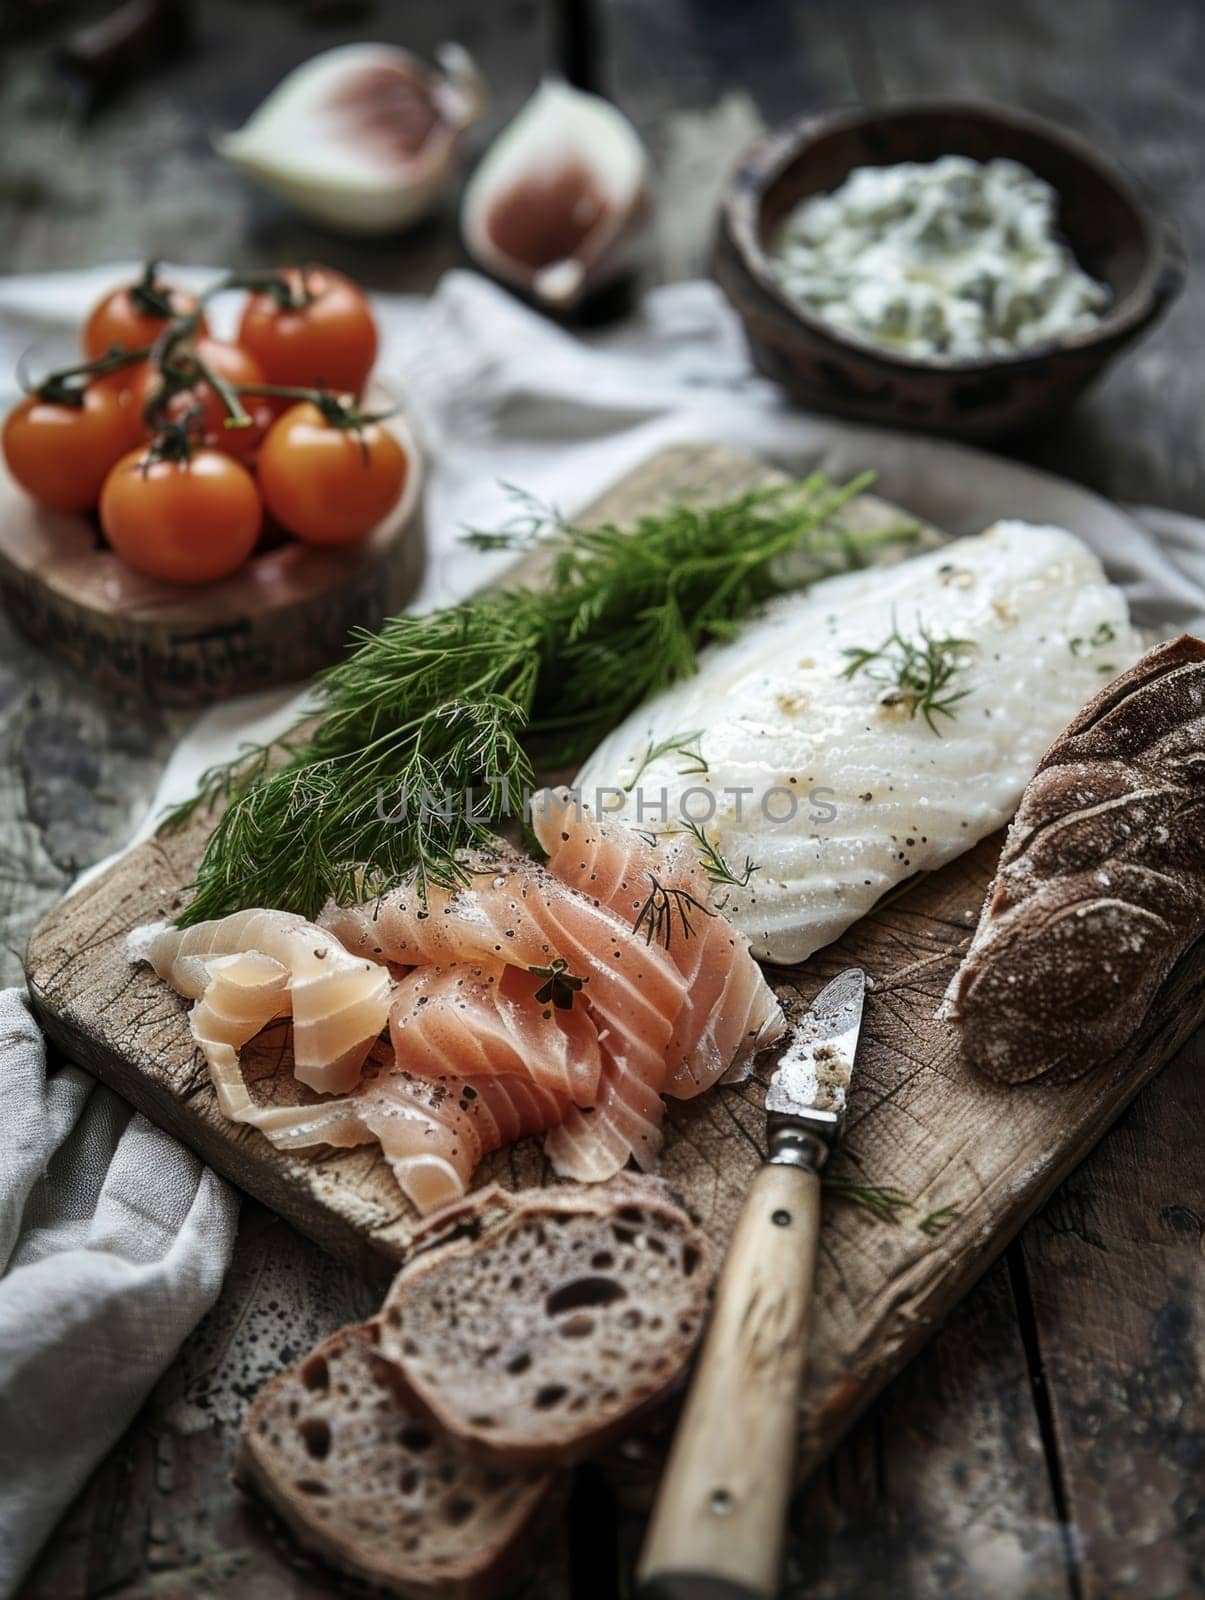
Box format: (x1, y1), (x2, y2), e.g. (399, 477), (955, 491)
(0, 603), (180, 991)
(0, 9), (560, 1594)
(609, 1253), (1069, 1599)
(1019, 1031), (1205, 1600)
(782, 1252), (1069, 1600)
(20, 1201), (378, 1599)
(587, 13), (1205, 1587)
(6, 7), (1205, 1596)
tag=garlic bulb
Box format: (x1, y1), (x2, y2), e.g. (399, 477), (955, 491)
(216, 43), (486, 237)
(461, 79), (649, 309)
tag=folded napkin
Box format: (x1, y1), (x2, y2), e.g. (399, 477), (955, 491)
(1, 265), (1203, 1594)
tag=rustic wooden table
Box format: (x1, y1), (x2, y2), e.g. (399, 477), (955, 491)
(1, 2), (1201, 1597)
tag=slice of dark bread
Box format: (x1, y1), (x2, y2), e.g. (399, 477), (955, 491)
(235, 1321), (551, 1599)
(377, 1175), (713, 1469)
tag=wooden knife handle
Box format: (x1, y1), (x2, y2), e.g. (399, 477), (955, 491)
(636, 1159), (822, 1600)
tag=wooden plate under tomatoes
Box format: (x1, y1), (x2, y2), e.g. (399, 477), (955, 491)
(0, 405), (425, 707)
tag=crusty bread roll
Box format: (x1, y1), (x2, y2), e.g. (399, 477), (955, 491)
(945, 634), (1205, 1083)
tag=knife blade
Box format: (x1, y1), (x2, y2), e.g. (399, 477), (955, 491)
(766, 966), (867, 1146)
(637, 967), (869, 1600)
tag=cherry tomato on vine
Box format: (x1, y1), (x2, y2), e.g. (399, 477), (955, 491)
(82, 272), (208, 363)
(257, 402), (407, 545)
(237, 268), (377, 396)
(99, 447), (262, 583)
(130, 338), (272, 458)
(2, 381), (139, 511)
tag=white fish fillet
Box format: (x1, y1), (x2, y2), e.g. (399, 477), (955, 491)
(132, 909), (393, 1118)
(577, 521), (1140, 963)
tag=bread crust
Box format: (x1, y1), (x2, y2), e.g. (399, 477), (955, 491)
(946, 634), (1205, 1083)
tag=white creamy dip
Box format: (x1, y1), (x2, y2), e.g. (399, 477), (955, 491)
(770, 155), (1111, 360)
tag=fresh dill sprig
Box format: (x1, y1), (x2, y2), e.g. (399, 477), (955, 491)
(632, 872), (714, 950)
(461, 483), (566, 552)
(918, 1204), (960, 1236)
(528, 958), (585, 1011)
(674, 738), (709, 777)
(623, 729), (706, 792)
(824, 1182), (957, 1233)
(162, 734), (301, 831)
(168, 472), (915, 924)
(824, 1178), (912, 1223)
(672, 817), (759, 890)
(841, 610), (976, 735)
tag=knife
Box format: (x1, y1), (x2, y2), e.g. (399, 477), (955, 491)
(636, 968), (868, 1600)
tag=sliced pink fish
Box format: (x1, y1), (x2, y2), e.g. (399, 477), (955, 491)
(531, 790), (785, 1097)
(132, 909), (393, 1112)
(251, 1054), (568, 1215)
(389, 959), (602, 1106)
(322, 851), (686, 1183)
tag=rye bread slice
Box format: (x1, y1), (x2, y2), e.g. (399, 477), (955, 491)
(235, 1321), (551, 1600)
(377, 1175), (713, 1469)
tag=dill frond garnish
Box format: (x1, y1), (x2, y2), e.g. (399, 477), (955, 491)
(672, 817), (759, 890)
(622, 729), (706, 792)
(824, 1179), (912, 1222)
(918, 1204), (960, 1236)
(168, 472), (915, 924)
(674, 739), (709, 777)
(841, 611), (976, 734)
(632, 872), (714, 950)
(528, 958), (585, 1011)
(461, 482), (561, 552)
(165, 734), (301, 830)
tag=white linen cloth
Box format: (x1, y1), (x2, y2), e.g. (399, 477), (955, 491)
(0, 993), (236, 1594)
(0, 264), (1202, 1593)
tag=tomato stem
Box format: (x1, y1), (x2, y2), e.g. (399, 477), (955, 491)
(137, 312), (255, 434)
(141, 410), (205, 469)
(128, 260), (180, 321)
(29, 343), (151, 406)
(139, 312), (200, 428)
(236, 384), (397, 431)
(189, 354), (254, 432)
(204, 269), (315, 312)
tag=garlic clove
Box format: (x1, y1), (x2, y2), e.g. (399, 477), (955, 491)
(216, 42), (486, 237)
(461, 79), (649, 310)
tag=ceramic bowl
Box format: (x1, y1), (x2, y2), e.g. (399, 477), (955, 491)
(713, 102), (1185, 439)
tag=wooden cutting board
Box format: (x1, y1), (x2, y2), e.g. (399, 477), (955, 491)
(24, 442), (1205, 1487)
(0, 406), (425, 707)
